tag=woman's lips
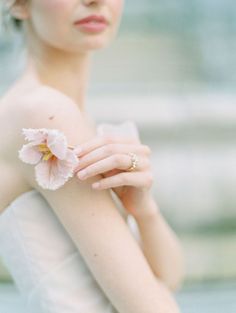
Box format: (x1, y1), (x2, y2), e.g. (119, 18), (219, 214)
(74, 15), (108, 33)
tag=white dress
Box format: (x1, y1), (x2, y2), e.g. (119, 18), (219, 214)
(0, 121), (141, 313)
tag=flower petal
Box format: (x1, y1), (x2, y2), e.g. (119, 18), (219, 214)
(52, 150), (79, 180)
(18, 143), (43, 164)
(22, 128), (48, 143)
(46, 129), (67, 160)
(35, 160), (62, 190)
(34, 150), (79, 190)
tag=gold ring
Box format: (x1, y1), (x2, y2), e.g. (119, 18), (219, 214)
(127, 152), (139, 171)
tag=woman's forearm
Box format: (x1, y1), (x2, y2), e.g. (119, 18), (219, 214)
(133, 193), (185, 291)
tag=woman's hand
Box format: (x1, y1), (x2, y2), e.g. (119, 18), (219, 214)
(73, 134), (154, 218)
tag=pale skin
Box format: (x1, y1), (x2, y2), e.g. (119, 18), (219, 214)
(0, 0), (184, 312)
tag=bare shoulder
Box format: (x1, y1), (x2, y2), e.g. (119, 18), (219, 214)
(8, 85), (94, 159)
(15, 85), (84, 128)
(0, 84), (95, 191)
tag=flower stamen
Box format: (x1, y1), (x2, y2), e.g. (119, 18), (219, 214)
(38, 143), (54, 161)
(38, 143), (50, 152)
(42, 151), (54, 161)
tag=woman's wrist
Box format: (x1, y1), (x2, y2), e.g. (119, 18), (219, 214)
(131, 191), (161, 222)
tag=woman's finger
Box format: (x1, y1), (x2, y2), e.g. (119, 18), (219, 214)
(76, 154), (150, 180)
(75, 143), (151, 172)
(91, 171), (154, 190)
(75, 134), (139, 157)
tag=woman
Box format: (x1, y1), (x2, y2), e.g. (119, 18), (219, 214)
(0, 0), (184, 312)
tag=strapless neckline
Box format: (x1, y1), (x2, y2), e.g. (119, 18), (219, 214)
(11, 189), (37, 204)
(1, 189), (38, 218)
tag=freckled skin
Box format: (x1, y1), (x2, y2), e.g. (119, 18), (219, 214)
(49, 116), (55, 120)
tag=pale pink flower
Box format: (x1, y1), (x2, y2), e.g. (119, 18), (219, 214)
(18, 128), (80, 190)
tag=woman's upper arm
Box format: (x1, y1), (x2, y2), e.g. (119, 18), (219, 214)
(16, 88), (179, 313)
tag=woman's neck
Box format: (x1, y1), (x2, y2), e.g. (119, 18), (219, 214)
(24, 44), (92, 113)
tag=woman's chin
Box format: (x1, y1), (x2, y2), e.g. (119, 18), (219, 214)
(73, 39), (111, 52)
(86, 41), (111, 51)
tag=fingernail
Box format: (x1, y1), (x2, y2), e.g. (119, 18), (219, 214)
(77, 170), (87, 179)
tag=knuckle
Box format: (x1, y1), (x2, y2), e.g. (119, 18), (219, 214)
(145, 159), (151, 169)
(142, 155), (151, 169)
(143, 145), (152, 155)
(146, 172), (154, 186)
(103, 135), (114, 144)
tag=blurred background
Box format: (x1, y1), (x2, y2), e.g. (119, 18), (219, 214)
(0, 1), (236, 312)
